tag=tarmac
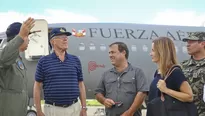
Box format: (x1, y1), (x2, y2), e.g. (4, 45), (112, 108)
(36, 105), (147, 116)
(86, 106), (147, 116)
(28, 101), (147, 116)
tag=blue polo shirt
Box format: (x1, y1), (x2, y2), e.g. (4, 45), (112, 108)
(35, 52), (83, 105)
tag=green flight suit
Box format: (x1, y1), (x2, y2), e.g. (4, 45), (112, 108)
(0, 35), (28, 116)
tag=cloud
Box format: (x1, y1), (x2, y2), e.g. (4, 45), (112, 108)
(0, 9), (99, 32)
(1, 9), (205, 33)
(149, 9), (205, 26)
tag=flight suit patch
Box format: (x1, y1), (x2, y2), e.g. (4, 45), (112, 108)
(17, 60), (24, 70)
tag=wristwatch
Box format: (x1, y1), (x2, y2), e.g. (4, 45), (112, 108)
(82, 106), (87, 111)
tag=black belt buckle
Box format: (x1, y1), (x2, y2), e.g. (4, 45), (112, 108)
(58, 99), (78, 108)
(53, 103), (71, 108)
(62, 105), (70, 108)
(112, 101), (123, 108)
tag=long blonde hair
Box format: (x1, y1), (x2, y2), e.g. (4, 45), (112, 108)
(153, 37), (178, 78)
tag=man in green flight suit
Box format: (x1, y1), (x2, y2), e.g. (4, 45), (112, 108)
(0, 17), (35, 116)
(181, 32), (205, 116)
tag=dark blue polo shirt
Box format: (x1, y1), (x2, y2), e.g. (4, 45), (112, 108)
(35, 52), (83, 105)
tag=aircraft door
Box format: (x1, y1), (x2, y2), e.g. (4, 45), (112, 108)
(25, 19), (49, 61)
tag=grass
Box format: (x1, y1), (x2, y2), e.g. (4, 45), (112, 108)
(86, 99), (103, 106)
(41, 99), (103, 106)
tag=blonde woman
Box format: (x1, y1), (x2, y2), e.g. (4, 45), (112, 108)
(146, 37), (194, 116)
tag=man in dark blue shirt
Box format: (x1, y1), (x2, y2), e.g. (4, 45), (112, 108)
(33, 27), (87, 116)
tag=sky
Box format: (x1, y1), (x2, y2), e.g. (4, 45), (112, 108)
(0, 0), (205, 32)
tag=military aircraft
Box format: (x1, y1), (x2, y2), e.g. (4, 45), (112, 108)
(0, 20), (205, 116)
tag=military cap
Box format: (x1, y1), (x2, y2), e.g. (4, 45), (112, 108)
(49, 27), (72, 40)
(6, 22), (22, 42)
(182, 32), (205, 42)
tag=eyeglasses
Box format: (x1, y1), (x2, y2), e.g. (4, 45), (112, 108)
(53, 36), (68, 39)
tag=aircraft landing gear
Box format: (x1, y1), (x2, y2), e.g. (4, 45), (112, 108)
(27, 97), (37, 116)
(27, 109), (37, 116)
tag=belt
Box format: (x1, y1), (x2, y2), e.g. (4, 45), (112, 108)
(45, 99), (78, 108)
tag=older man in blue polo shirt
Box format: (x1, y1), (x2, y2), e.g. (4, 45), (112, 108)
(33, 27), (87, 116)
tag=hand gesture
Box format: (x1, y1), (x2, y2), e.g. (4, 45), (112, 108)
(18, 17), (35, 39)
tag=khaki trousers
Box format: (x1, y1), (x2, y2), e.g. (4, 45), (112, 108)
(44, 101), (81, 116)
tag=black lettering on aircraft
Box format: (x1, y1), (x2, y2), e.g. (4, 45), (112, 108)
(176, 30), (186, 41)
(125, 29), (137, 39)
(138, 30), (148, 39)
(150, 30), (159, 40)
(100, 28), (111, 38)
(167, 31), (176, 40)
(114, 29), (124, 38)
(88, 28), (189, 41)
(89, 28), (98, 37)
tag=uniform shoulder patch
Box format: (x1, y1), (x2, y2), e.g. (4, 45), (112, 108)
(17, 60), (25, 70)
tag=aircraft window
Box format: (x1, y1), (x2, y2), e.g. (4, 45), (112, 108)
(131, 45), (137, 52)
(79, 43), (85, 51)
(89, 42), (96, 51)
(100, 44), (106, 51)
(142, 45), (148, 52)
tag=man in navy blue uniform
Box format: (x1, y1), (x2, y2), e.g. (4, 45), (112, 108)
(33, 27), (87, 116)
